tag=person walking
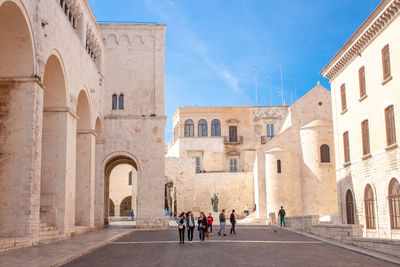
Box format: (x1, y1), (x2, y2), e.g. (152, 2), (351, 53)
(177, 212), (186, 244)
(230, 209), (236, 235)
(278, 206), (286, 227)
(198, 211), (208, 243)
(207, 213), (214, 235)
(186, 211), (195, 243)
(218, 209), (227, 236)
(130, 209), (134, 221)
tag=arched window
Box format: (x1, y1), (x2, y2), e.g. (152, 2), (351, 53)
(184, 119), (194, 137)
(346, 190), (355, 224)
(277, 160), (281, 174)
(320, 144), (330, 163)
(128, 171), (132, 186)
(211, 119), (221, 136)
(112, 94), (117, 110)
(364, 184), (376, 229)
(389, 178), (400, 229)
(198, 119), (207, 137)
(118, 94), (124, 110)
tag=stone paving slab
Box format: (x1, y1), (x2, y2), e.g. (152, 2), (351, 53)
(0, 227), (135, 267)
(63, 226), (398, 267)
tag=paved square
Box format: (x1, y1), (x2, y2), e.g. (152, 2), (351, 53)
(63, 226), (396, 266)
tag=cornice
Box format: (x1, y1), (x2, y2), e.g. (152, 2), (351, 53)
(99, 24), (166, 32)
(321, 0), (400, 81)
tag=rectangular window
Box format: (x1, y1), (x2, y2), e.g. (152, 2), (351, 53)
(193, 156), (201, 173)
(343, 131), (350, 163)
(277, 160), (282, 173)
(128, 171), (132, 186)
(385, 105), (396, 146)
(267, 124), (275, 138)
(362, 120), (370, 155)
(229, 158), (238, 172)
(229, 126), (237, 142)
(382, 45), (391, 80)
(340, 84), (347, 112)
(359, 66), (366, 98)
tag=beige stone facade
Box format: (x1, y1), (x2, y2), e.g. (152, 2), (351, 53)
(166, 85), (338, 220)
(0, 0), (167, 250)
(321, 0), (400, 239)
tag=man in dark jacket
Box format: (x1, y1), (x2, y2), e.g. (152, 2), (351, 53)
(278, 206), (286, 227)
(230, 209), (236, 235)
(217, 209), (227, 236)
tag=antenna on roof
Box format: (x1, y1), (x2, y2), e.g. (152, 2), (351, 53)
(278, 63), (284, 105)
(254, 66), (258, 106)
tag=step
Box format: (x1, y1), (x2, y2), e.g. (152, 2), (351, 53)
(40, 225), (56, 231)
(39, 230), (59, 237)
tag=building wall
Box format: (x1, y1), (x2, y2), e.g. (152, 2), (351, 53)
(322, 0), (400, 239)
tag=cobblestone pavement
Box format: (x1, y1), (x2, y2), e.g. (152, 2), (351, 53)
(63, 225), (397, 267)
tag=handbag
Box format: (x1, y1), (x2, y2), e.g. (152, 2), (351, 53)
(201, 225), (206, 229)
(206, 231), (211, 238)
(178, 223), (184, 229)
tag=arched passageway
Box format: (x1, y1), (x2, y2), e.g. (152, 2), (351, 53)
(75, 90), (94, 226)
(109, 199), (115, 217)
(0, 0), (36, 237)
(120, 196), (132, 216)
(104, 155), (138, 225)
(40, 55), (68, 231)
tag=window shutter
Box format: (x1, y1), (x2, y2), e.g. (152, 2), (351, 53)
(343, 131), (350, 163)
(359, 67), (366, 97)
(382, 45), (391, 80)
(340, 84), (347, 111)
(385, 106), (396, 146)
(362, 120), (370, 155)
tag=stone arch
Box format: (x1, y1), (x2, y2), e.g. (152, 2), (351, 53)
(103, 153), (139, 225)
(75, 89), (94, 226)
(0, 0), (35, 77)
(40, 54), (69, 232)
(95, 116), (103, 140)
(109, 199), (115, 217)
(0, 0), (36, 237)
(120, 195), (132, 216)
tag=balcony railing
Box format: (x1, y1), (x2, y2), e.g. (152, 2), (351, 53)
(261, 136), (273, 144)
(223, 136), (243, 144)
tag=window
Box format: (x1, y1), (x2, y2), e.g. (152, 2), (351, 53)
(211, 119), (221, 136)
(193, 156), (201, 173)
(267, 124), (275, 138)
(343, 131), (350, 163)
(229, 126), (237, 142)
(198, 119), (207, 137)
(359, 66), (366, 98)
(382, 44), (391, 80)
(118, 94), (124, 110)
(277, 160), (282, 173)
(364, 184), (376, 229)
(340, 84), (347, 112)
(229, 158), (238, 172)
(361, 120), (370, 155)
(346, 190), (355, 224)
(320, 144), (330, 163)
(389, 178), (400, 229)
(112, 94), (117, 110)
(128, 171), (132, 186)
(385, 105), (396, 146)
(184, 120), (194, 137)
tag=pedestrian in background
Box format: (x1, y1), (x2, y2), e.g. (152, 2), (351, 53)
(230, 209), (236, 235)
(186, 211), (195, 243)
(177, 212), (186, 244)
(130, 209), (134, 221)
(198, 211), (208, 243)
(278, 206), (286, 227)
(207, 213), (214, 235)
(218, 209), (226, 236)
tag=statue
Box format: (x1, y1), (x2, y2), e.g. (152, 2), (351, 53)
(211, 194), (219, 212)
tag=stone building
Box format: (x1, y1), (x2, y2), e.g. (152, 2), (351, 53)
(0, 0), (167, 250)
(321, 0), (400, 239)
(166, 84), (338, 221)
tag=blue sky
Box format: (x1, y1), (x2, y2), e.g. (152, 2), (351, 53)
(88, 0), (381, 142)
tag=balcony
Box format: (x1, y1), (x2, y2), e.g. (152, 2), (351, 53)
(223, 136), (243, 144)
(261, 136), (273, 144)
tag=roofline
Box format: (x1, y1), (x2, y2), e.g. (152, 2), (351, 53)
(321, 0), (400, 80)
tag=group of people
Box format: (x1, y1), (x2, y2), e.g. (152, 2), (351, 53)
(176, 209), (237, 244)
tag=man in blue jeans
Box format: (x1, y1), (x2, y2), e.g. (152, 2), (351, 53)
(217, 209), (227, 236)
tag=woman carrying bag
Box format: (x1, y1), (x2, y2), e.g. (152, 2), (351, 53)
(177, 212), (186, 244)
(197, 211), (208, 243)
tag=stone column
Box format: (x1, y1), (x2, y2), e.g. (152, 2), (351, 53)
(75, 130), (96, 227)
(256, 150), (267, 219)
(94, 139), (104, 228)
(0, 79), (43, 238)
